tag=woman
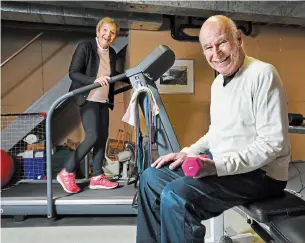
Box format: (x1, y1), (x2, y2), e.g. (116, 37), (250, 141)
(57, 17), (122, 193)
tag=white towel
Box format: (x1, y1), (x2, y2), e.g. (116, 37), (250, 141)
(122, 87), (159, 126)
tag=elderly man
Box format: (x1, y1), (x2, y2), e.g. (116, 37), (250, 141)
(136, 15), (291, 243)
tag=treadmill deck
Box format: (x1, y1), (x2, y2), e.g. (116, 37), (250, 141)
(1, 182), (138, 215)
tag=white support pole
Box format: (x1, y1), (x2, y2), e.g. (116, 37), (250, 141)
(205, 213), (224, 243)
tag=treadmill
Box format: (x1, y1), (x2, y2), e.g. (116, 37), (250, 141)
(1, 45), (181, 218)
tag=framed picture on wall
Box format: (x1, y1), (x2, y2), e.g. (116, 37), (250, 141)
(155, 59), (194, 94)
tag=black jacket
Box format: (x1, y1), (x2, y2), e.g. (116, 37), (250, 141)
(68, 39), (118, 109)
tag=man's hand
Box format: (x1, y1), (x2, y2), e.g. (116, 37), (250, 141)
(151, 152), (187, 170)
(95, 76), (110, 86)
(193, 157), (217, 179)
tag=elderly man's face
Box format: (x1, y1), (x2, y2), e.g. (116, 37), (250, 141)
(200, 23), (242, 76)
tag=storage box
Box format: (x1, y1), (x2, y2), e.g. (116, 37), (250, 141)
(23, 150), (45, 180)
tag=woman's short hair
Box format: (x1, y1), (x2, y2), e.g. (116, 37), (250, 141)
(96, 17), (120, 35)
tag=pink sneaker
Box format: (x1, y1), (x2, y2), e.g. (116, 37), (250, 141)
(57, 169), (81, 193)
(89, 174), (119, 190)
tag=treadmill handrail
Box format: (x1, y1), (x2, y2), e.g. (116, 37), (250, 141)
(71, 73), (127, 96)
(45, 72), (127, 218)
(46, 45), (176, 218)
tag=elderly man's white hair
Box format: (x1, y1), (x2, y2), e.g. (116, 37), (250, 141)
(200, 15), (241, 44)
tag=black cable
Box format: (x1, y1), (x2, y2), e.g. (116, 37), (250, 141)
(292, 163), (305, 194)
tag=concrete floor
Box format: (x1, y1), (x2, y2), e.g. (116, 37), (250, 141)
(1, 209), (254, 243)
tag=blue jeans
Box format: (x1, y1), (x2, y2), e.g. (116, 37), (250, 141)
(136, 166), (286, 243)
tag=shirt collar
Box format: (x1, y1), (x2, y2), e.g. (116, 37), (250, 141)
(96, 37), (109, 51)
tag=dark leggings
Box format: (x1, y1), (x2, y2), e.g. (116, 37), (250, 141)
(65, 101), (109, 176)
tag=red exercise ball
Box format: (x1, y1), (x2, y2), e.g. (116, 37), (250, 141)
(1, 149), (15, 188)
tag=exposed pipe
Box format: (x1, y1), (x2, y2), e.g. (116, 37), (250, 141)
(1, 20), (129, 36)
(237, 22), (253, 36)
(1, 1), (162, 31)
(170, 16), (201, 42)
(1, 32), (43, 67)
(170, 16), (254, 42)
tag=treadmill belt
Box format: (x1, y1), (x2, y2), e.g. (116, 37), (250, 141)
(1, 182), (137, 200)
(61, 183), (138, 200)
(1, 183), (86, 199)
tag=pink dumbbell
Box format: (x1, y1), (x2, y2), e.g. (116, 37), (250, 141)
(182, 154), (209, 177)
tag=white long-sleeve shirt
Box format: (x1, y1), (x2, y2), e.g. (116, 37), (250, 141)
(181, 56), (291, 181)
